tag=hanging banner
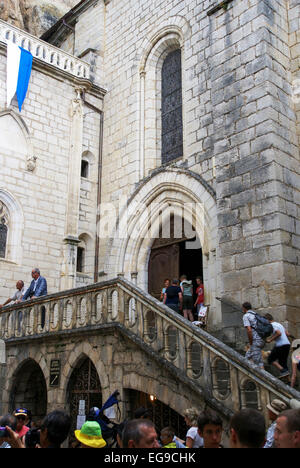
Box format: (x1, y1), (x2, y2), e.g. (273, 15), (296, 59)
(7, 42), (33, 111)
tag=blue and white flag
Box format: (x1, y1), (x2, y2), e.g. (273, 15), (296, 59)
(7, 42), (33, 112)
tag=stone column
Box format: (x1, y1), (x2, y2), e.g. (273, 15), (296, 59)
(60, 89), (84, 291)
(0, 340), (6, 415)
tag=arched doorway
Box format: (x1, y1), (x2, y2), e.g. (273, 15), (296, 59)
(67, 357), (102, 437)
(125, 389), (187, 440)
(10, 359), (47, 422)
(107, 168), (219, 327)
(148, 214), (203, 307)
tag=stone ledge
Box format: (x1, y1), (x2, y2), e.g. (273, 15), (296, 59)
(207, 0), (234, 16)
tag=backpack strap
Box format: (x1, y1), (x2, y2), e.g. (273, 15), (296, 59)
(246, 311), (258, 330)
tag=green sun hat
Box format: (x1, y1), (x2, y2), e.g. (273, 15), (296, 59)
(75, 421), (107, 448)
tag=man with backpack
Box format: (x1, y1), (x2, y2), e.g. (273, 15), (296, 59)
(242, 302), (273, 369)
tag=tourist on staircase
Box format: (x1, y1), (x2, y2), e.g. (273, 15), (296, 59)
(265, 314), (291, 380)
(242, 302), (268, 370)
(163, 279), (182, 315)
(180, 275), (194, 322)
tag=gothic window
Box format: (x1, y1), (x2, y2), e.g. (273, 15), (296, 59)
(161, 49), (183, 164)
(0, 202), (9, 259)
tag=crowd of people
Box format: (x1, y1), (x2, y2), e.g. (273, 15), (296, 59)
(0, 268), (47, 308)
(1, 401), (300, 449)
(161, 275), (206, 325)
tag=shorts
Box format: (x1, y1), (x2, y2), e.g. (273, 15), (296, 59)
(246, 342), (265, 368)
(268, 344), (290, 368)
(182, 296), (193, 309)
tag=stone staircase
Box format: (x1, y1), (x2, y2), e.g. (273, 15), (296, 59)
(0, 277), (299, 421)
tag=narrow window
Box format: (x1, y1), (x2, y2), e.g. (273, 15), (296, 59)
(77, 246), (85, 273)
(0, 217), (8, 259)
(81, 159), (89, 178)
(161, 49), (183, 164)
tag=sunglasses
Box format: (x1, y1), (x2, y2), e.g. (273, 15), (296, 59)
(16, 415), (26, 421)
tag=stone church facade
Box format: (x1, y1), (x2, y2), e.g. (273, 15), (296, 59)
(0, 0), (300, 345)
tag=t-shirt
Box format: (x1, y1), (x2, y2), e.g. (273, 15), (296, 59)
(243, 311), (265, 344)
(271, 322), (290, 347)
(11, 286), (26, 302)
(196, 285), (204, 304)
(165, 286), (181, 305)
(16, 426), (29, 439)
(186, 426), (204, 448)
(180, 280), (193, 297)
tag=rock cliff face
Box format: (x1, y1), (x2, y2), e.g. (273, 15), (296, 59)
(0, 0), (78, 36)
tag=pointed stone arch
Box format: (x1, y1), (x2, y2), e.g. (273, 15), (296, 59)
(0, 109), (35, 170)
(138, 15), (192, 74)
(7, 358), (48, 419)
(0, 189), (24, 263)
(105, 168), (221, 327)
(137, 17), (192, 179)
(62, 346), (109, 404)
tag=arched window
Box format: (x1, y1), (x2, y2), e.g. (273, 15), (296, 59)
(81, 151), (94, 181)
(161, 49), (183, 164)
(0, 191), (23, 263)
(0, 201), (9, 259)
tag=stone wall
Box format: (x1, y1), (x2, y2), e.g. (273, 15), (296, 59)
(5, 0), (300, 338)
(1, 328), (230, 442)
(0, 33), (104, 301)
(51, 0), (300, 336)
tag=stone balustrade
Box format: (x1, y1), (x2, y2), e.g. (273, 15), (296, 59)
(0, 19), (90, 80)
(0, 277), (299, 419)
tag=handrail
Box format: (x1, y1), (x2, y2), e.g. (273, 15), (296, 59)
(1, 277), (299, 418)
(0, 19), (90, 79)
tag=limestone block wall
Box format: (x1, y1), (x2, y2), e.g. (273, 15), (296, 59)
(77, 96), (103, 286)
(0, 43), (101, 301)
(43, 0), (300, 336)
(57, 1), (106, 86)
(102, 0), (299, 335)
(208, 0), (300, 337)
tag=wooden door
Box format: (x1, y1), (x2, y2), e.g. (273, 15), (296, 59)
(148, 243), (180, 300)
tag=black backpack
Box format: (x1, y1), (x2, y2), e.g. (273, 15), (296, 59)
(248, 311), (273, 340)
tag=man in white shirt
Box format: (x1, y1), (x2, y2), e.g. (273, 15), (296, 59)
(265, 313), (291, 378)
(242, 302), (265, 369)
(0, 281), (26, 308)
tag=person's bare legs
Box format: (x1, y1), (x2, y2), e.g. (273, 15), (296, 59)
(183, 309), (194, 322)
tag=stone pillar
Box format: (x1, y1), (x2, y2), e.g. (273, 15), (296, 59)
(60, 236), (81, 291)
(0, 340), (6, 415)
(210, 2), (300, 340)
(288, 0), (300, 338)
(60, 89), (84, 291)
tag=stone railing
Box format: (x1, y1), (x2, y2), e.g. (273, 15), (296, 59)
(0, 277), (299, 419)
(0, 19), (90, 80)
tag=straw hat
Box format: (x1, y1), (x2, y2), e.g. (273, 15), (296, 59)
(75, 421), (107, 448)
(266, 399), (288, 416)
(291, 339), (300, 349)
